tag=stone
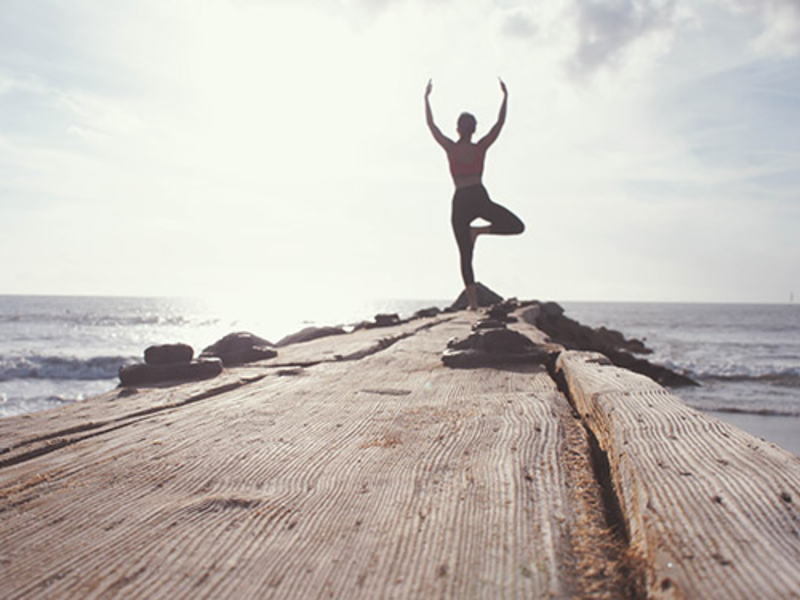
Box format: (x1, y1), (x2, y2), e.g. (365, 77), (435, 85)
(119, 358), (223, 386)
(450, 283), (504, 310)
(200, 332), (277, 367)
(486, 299), (519, 318)
(473, 318), (507, 330)
(527, 300), (697, 387)
(276, 326), (346, 347)
(541, 301), (565, 318)
(442, 326), (549, 368)
(519, 305), (541, 325)
(144, 343), (194, 365)
(413, 306), (441, 319)
(479, 328), (537, 354)
(373, 313), (401, 327)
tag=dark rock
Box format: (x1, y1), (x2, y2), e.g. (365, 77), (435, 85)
(200, 332), (277, 367)
(474, 318), (507, 330)
(519, 305), (541, 324)
(276, 326), (346, 347)
(442, 326), (549, 368)
(604, 349), (698, 387)
(450, 283), (503, 310)
(480, 328), (537, 354)
(144, 343), (194, 365)
(374, 313), (401, 327)
(486, 299), (519, 319)
(526, 300), (698, 387)
(541, 301), (565, 318)
(119, 358), (223, 386)
(535, 309), (653, 357)
(413, 306), (441, 319)
(350, 320), (372, 332)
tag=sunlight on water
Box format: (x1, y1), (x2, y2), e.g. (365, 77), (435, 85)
(0, 295), (449, 419)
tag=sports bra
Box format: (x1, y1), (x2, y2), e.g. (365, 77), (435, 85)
(448, 145), (485, 179)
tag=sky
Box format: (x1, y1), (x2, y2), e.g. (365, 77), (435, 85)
(0, 0), (798, 305)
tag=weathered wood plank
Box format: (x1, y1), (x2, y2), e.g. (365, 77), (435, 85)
(556, 350), (800, 599)
(0, 316), (624, 599)
(0, 316), (452, 465)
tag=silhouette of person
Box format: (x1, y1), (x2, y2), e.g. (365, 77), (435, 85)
(425, 78), (524, 311)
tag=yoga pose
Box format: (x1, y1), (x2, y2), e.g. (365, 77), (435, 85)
(425, 78), (524, 311)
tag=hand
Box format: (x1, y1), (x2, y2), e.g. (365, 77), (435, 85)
(499, 77), (508, 96)
(425, 78), (433, 98)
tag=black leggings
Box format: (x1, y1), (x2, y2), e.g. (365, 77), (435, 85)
(451, 184), (524, 286)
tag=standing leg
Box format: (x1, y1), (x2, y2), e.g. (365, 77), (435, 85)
(452, 197), (480, 311)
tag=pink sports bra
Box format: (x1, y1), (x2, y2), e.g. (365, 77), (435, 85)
(448, 146), (485, 179)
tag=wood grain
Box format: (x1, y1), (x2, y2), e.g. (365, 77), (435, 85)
(0, 316), (452, 466)
(557, 350), (800, 599)
(0, 315), (624, 599)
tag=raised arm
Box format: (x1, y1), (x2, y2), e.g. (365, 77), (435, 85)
(425, 79), (453, 150)
(478, 78), (508, 149)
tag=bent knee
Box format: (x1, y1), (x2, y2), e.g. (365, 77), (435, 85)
(506, 219), (524, 235)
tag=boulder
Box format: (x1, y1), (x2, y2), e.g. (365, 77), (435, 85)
(373, 313), (401, 327)
(486, 299), (519, 318)
(119, 358), (223, 386)
(450, 283), (503, 310)
(276, 325), (346, 347)
(144, 343), (194, 365)
(519, 305), (541, 325)
(526, 300), (697, 387)
(442, 323), (549, 368)
(200, 332), (277, 367)
(413, 306), (441, 319)
(473, 318), (507, 330)
(540, 301), (565, 318)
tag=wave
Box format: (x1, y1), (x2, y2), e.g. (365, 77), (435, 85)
(0, 313), (217, 328)
(0, 355), (135, 382)
(707, 406), (800, 417)
(702, 372), (800, 387)
(658, 358), (800, 388)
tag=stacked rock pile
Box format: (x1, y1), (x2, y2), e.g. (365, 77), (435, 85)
(199, 332), (277, 366)
(119, 343), (223, 386)
(522, 301), (697, 387)
(442, 301), (551, 368)
(119, 333), (279, 387)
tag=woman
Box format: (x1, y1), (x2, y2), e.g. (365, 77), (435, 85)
(425, 78), (525, 311)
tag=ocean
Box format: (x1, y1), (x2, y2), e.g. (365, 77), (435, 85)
(1, 295), (798, 455)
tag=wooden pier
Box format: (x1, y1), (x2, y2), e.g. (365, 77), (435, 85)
(1, 310), (799, 599)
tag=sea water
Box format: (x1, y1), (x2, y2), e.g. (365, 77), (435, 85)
(0, 295), (442, 418)
(562, 301), (800, 455)
(1, 296), (798, 454)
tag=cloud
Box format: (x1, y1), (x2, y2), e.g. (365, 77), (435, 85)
(502, 10), (539, 38)
(722, 0), (800, 56)
(568, 0), (678, 75)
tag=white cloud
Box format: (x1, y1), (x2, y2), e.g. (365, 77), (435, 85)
(0, 0), (798, 301)
(568, 0), (679, 75)
(722, 0), (800, 56)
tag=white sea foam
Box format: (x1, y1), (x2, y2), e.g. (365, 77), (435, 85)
(0, 354), (135, 382)
(0, 295), (446, 418)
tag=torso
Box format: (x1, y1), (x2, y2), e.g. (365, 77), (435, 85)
(448, 141), (485, 189)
